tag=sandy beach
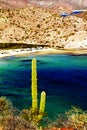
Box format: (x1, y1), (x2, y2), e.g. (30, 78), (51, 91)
(0, 48), (87, 59)
(0, 48), (52, 58)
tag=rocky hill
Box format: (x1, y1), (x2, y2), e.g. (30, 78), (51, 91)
(0, 3), (87, 49)
(0, 0), (87, 10)
(29, 0), (87, 11)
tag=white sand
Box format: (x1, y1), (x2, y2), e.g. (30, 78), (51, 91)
(0, 47), (87, 59)
(0, 48), (54, 58)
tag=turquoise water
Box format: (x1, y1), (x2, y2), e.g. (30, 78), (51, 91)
(0, 54), (87, 118)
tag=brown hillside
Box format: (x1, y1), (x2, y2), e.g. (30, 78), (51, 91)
(0, 4), (87, 48)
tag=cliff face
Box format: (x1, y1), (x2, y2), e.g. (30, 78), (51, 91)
(0, 3), (87, 48)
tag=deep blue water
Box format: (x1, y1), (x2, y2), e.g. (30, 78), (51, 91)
(0, 54), (87, 118)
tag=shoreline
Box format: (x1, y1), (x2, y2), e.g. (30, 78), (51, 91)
(0, 48), (87, 58)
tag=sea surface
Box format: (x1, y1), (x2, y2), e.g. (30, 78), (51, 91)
(0, 54), (87, 119)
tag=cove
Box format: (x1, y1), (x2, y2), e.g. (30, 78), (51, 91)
(0, 54), (87, 118)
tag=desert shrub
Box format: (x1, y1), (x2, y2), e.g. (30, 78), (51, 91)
(46, 107), (87, 130)
(2, 115), (38, 130)
(0, 96), (13, 123)
(0, 97), (40, 130)
(21, 108), (46, 123)
(65, 106), (87, 130)
(21, 108), (38, 122)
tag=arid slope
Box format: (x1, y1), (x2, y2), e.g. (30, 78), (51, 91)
(0, 3), (87, 48)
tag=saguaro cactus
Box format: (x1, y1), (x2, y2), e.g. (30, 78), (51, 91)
(31, 58), (38, 112)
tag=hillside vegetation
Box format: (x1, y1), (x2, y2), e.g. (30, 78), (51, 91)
(0, 3), (87, 48)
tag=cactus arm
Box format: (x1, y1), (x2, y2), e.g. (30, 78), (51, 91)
(37, 91), (46, 121)
(39, 91), (46, 114)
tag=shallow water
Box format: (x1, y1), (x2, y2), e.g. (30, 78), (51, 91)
(0, 54), (87, 118)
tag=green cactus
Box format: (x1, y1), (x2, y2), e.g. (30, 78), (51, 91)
(31, 58), (46, 121)
(39, 91), (46, 114)
(38, 91), (46, 120)
(31, 58), (38, 112)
